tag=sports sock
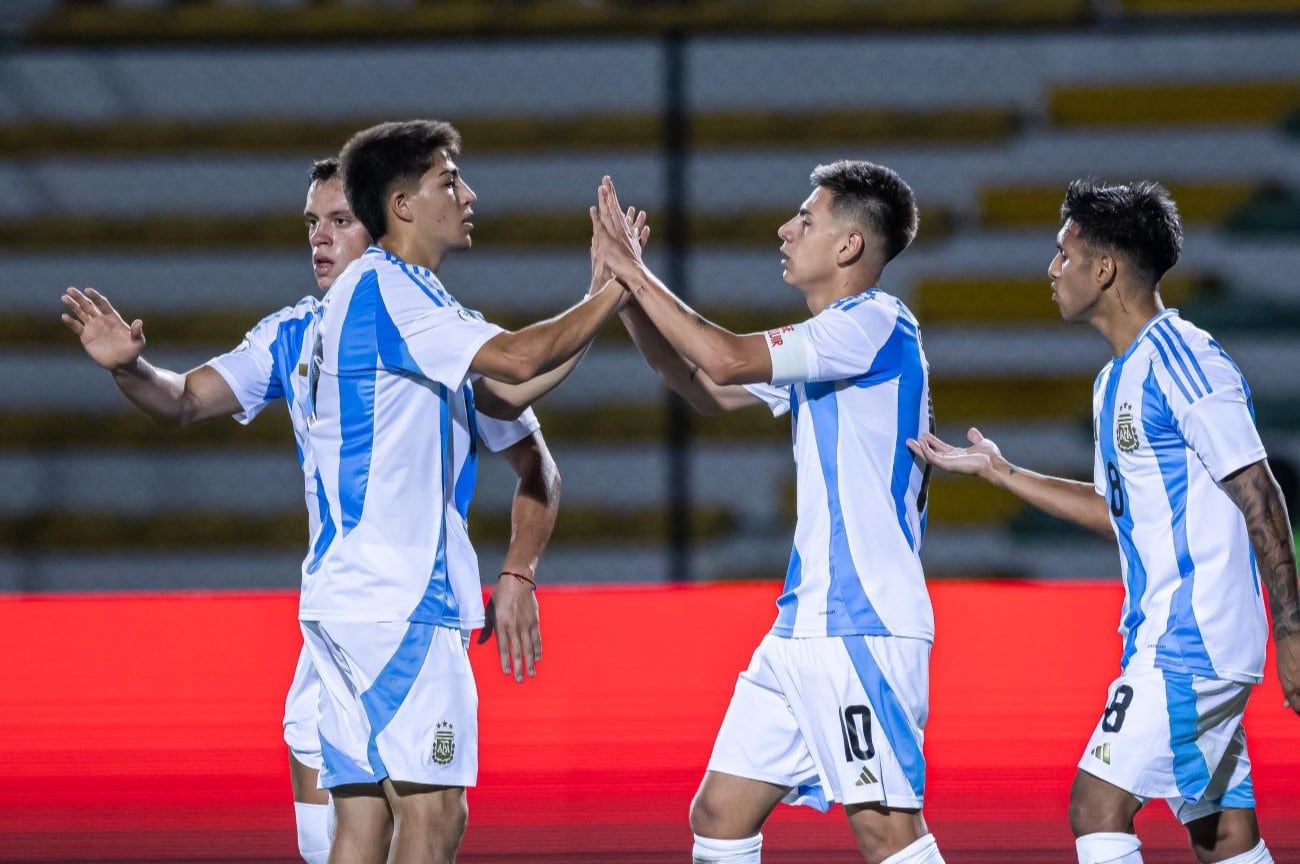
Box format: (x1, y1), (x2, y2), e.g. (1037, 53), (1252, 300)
(692, 833), (762, 863)
(1215, 839), (1273, 864)
(295, 801), (331, 864)
(1076, 831), (1143, 864)
(880, 833), (946, 864)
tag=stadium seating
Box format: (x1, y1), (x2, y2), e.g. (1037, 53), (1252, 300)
(3, 2), (1299, 588)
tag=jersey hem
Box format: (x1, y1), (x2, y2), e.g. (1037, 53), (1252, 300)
(298, 610), (483, 629)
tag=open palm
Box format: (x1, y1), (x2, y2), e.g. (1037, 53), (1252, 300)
(907, 427), (1004, 479)
(61, 287), (146, 370)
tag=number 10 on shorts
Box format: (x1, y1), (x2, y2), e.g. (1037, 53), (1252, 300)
(839, 704), (875, 761)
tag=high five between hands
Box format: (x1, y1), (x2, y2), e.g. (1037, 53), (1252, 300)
(590, 176), (649, 297)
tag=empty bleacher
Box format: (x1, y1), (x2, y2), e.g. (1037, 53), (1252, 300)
(3, 2), (1299, 589)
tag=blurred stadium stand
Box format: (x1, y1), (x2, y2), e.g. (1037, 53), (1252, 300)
(3, 0), (1299, 590)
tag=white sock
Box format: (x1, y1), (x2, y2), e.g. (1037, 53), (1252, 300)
(1217, 840), (1273, 864)
(1076, 831), (1142, 864)
(295, 801), (331, 864)
(880, 833), (946, 864)
(692, 833), (762, 863)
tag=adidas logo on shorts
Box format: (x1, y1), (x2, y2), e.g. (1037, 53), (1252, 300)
(1091, 743), (1112, 765)
(854, 766), (879, 787)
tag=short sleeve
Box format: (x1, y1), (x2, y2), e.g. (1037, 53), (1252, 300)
(743, 382), (792, 417)
(205, 305), (299, 424)
(386, 299), (504, 390)
(477, 407), (541, 453)
(1154, 336), (1267, 481)
(1179, 389), (1267, 481)
(765, 301), (900, 387)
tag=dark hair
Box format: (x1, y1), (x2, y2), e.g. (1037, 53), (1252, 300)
(339, 120), (462, 240)
(1061, 179), (1183, 283)
(309, 157), (339, 184)
(809, 160), (919, 262)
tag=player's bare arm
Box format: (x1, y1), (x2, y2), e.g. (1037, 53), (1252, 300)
(1219, 459), (1300, 715)
(469, 278), (626, 385)
(477, 431), (559, 683)
(907, 427), (1114, 537)
(620, 303), (762, 415)
(596, 176), (773, 387)
(61, 286), (240, 425)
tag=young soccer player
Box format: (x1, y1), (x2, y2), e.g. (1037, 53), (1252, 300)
(908, 180), (1300, 864)
(303, 120), (637, 864)
(593, 165), (947, 864)
(60, 158), (556, 864)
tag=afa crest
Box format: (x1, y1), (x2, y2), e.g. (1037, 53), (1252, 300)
(433, 721), (456, 765)
(1115, 403), (1140, 454)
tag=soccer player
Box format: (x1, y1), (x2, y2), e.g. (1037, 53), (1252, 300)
(303, 120), (632, 864)
(907, 180), (1300, 864)
(592, 165), (947, 864)
(58, 158), (556, 864)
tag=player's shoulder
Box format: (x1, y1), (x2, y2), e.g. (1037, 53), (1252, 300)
(821, 289), (918, 342)
(1136, 310), (1243, 401)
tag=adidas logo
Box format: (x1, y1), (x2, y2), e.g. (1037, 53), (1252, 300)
(854, 765), (878, 786)
(1091, 743), (1112, 765)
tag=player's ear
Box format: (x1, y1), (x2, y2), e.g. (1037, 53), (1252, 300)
(1095, 252), (1117, 289)
(837, 230), (865, 266)
(389, 187), (414, 227)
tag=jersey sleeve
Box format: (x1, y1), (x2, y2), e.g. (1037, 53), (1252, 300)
(476, 407), (541, 453)
(742, 383), (792, 417)
(384, 294), (504, 390)
(1175, 372), (1267, 482)
(205, 305), (296, 425)
(764, 302), (897, 387)
(1148, 333), (1266, 480)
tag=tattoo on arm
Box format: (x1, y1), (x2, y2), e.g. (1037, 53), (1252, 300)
(1222, 462), (1300, 640)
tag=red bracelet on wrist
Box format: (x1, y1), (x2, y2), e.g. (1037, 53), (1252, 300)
(500, 570), (536, 590)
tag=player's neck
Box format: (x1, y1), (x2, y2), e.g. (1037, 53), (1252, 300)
(379, 232), (446, 273)
(803, 273), (880, 316)
(1094, 285), (1164, 357)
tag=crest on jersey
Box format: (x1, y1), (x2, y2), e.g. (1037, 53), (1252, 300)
(433, 721), (456, 765)
(1115, 403), (1139, 453)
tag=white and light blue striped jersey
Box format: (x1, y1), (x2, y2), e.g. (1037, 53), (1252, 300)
(744, 289), (934, 641)
(1092, 309), (1267, 684)
(207, 295), (328, 545)
(205, 295), (539, 572)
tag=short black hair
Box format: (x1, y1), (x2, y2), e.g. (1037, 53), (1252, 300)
(309, 157), (339, 184)
(809, 160), (919, 262)
(339, 120), (462, 240)
(1061, 179), (1183, 283)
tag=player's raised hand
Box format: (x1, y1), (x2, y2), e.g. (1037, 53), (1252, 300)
(594, 176), (646, 281)
(60, 287), (145, 371)
(590, 204), (649, 313)
(478, 572), (541, 683)
(907, 427), (1006, 480)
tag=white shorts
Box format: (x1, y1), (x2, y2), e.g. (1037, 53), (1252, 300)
(302, 621), (479, 790)
(708, 633), (930, 812)
(1078, 650), (1255, 823)
(283, 644), (323, 770)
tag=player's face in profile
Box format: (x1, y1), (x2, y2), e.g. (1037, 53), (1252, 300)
(305, 178), (370, 291)
(777, 186), (842, 289)
(411, 150), (478, 254)
(1048, 219), (1099, 323)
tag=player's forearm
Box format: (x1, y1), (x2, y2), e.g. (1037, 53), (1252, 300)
(109, 358), (195, 426)
(621, 263), (761, 386)
(619, 304), (724, 414)
(495, 281), (623, 384)
(1221, 461), (1300, 640)
(487, 345), (590, 414)
(499, 440), (561, 580)
(987, 460), (1115, 537)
